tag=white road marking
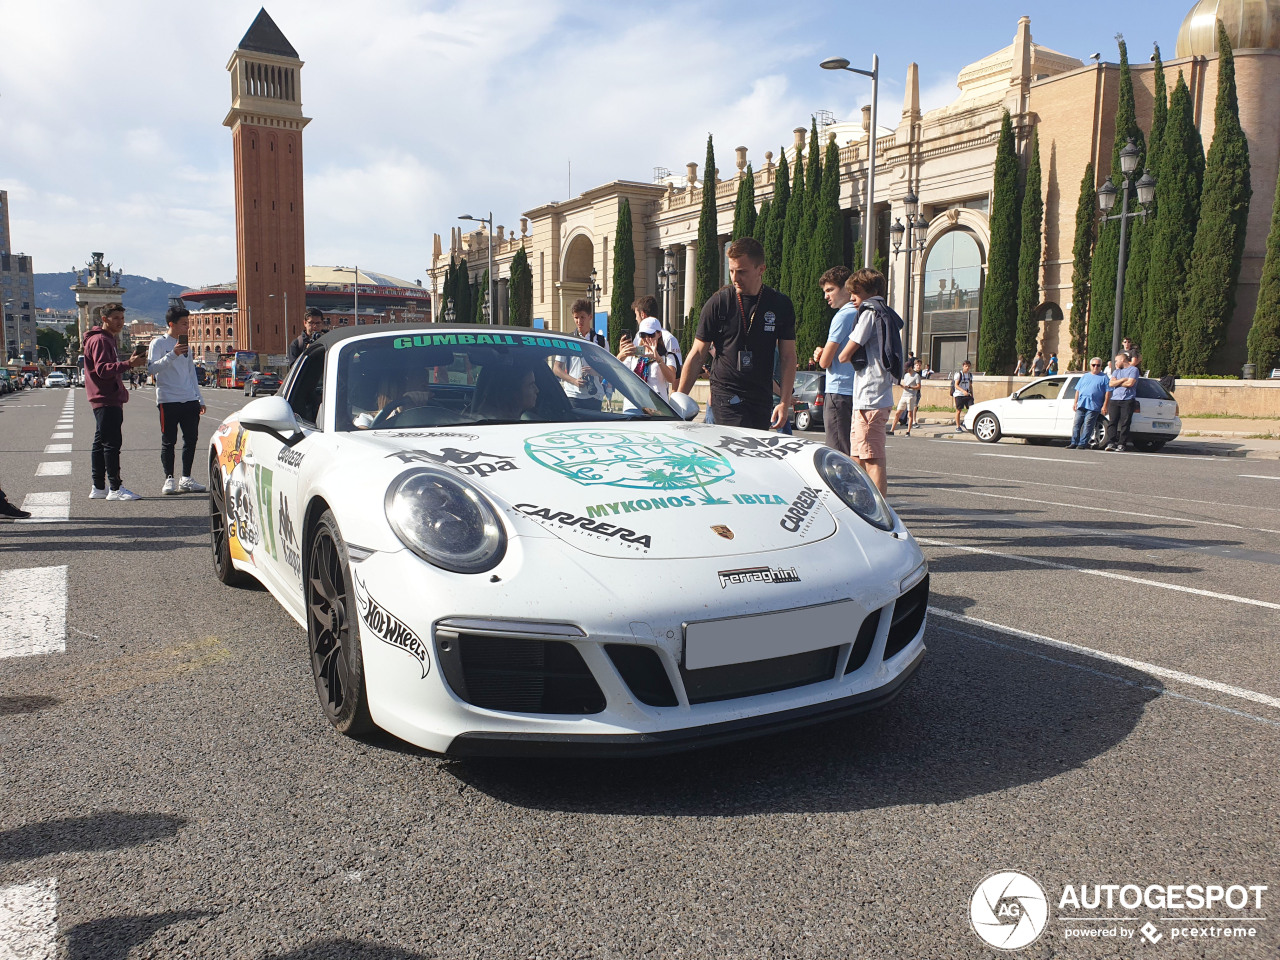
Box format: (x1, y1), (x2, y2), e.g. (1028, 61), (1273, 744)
(975, 453), (1082, 463)
(42, 444), (71, 454)
(1240, 474), (1280, 481)
(49, 432), (72, 440)
(34, 462), (72, 477)
(17, 492), (70, 523)
(916, 536), (1280, 611)
(0, 567), (67, 657)
(930, 607), (1280, 713)
(0, 878), (58, 960)
(925, 438), (1226, 461)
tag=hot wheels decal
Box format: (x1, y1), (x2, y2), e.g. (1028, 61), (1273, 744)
(354, 575), (430, 678)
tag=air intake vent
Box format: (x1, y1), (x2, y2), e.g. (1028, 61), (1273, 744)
(680, 647), (839, 705)
(436, 633), (605, 715)
(606, 645), (678, 707)
(845, 610), (881, 674)
(884, 574), (929, 660)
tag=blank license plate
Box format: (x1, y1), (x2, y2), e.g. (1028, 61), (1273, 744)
(1152, 421), (1173, 429)
(684, 600), (859, 670)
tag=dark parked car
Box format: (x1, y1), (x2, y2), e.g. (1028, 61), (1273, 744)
(792, 371), (826, 432)
(244, 371), (281, 397)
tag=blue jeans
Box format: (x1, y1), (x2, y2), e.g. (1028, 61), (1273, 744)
(1071, 407), (1100, 447)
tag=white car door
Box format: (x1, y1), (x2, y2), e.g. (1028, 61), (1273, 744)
(1010, 377), (1067, 436)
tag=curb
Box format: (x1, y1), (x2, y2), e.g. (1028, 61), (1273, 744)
(911, 431), (1280, 459)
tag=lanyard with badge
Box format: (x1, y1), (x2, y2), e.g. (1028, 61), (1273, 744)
(735, 289), (761, 372)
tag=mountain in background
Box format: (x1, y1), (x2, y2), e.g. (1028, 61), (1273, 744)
(34, 273), (191, 323)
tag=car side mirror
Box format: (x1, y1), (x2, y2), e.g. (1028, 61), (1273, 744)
(239, 395), (302, 443)
(666, 391), (700, 422)
(1011, 392), (1022, 401)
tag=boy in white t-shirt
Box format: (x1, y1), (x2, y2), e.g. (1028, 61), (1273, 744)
(890, 359), (923, 437)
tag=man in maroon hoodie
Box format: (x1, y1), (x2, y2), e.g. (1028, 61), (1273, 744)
(84, 303), (146, 500)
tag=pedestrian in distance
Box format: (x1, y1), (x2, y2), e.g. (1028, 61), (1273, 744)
(810, 265), (855, 456)
(149, 304), (208, 495)
(1103, 352), (1140, 451)
(1014, 354), (1028, 376)
(951, 360), (974, 432)
(676, 237), (796, 431)
(1121, 336), (1136, 360)
(84, 303), (146, 501)
(1047, 353), (1059, 375)
(892, 359), (923, 437)
(0, 480), (31, 520)
(1067, 357), (1109, 449)
(1031, 350), (1046, 377)
(286, 307), (326, 365)
(555, 298), (607, 410)
(836, 268), (902, 495)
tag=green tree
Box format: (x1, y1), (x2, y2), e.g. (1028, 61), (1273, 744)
(37, 326), (68, 363)
(788, 120), (823, 325)
(1089, 36), (1145, 358)
(1015, 129), (1044, 362)
(754, 199), (773, 271)
(764, 149), (790, 288)
(1120, 45), (1167, 342)
(472, 271), (489, 323)
(1247, 159), (1280, 371)
(797, 134), (844, 362)
(508, 246), (533, 327)
(1144, 72), (1204, 376)
(1068, 162), (1096, 365)
(694, 135), (723, 319)
(608, 198), (637, 351)
(1176, 21), (1253, 374)
(779, 142), (805, 298)
(731, 165), (757, 240)
(978, 110), (1021, 373)
(452, 258), (471, 324)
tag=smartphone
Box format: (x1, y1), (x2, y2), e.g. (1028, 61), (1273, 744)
(178, 334), (189, 347)
(132, 344), (147, 356)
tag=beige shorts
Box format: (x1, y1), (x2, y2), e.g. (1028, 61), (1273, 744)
(851, 408), (890, 461)
(897, 391), (919, 410)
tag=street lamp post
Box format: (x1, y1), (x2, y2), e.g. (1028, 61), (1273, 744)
(821, 53), (880, 268)
(444, 298), (457, 324)
(891, 193), (929, 355)
(657, 249), (678, 331)
(586, 267), (601, 316)
(459, 213), (496, 324)
(1097, 138), (1157, 359)
(267, 291), (290, 351)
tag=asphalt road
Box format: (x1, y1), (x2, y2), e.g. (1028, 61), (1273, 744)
(2, 386), (1278, 959)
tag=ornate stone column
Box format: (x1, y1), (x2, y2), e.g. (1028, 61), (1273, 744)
(683, 243), (698, 319)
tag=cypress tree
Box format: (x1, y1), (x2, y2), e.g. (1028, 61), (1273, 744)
(755, 199), (773, 269)
(779, 143), (805, 298)
(1068, 162), (1096, 365)
(1176, 21), (1253, 374)
(608, 198), (636, 351)
(1015, 129), (1044, 362)
(509, 246), (533, 327)
(454, 258), (471, 324)
(798, 134), (844, 362)
(731, 165), (757, 240)
(473, 271), (489, 323)
(764, 149), (790, 289)
(693, 135), (722, 319)
(789, 120), (823, 324)
(977, 111), (1020, 373)
(1120, 45), (1167, 342)
(1144, 72), (1204, 376)
(1247, 159), (1280, 371)
(1089, 36), (1145, 359)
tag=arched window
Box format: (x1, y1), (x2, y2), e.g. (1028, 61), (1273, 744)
(920, 230), (984, 373)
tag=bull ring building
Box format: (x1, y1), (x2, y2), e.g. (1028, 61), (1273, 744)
(429, 2), (1280, 374)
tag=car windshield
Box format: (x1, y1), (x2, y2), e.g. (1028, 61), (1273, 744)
(334, 329), (681, 431)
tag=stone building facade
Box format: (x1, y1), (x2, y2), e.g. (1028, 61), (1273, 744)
(0, 190), (38, 363)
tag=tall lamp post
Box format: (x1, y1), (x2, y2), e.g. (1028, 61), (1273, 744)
(657, 249), (678, 331)
(267, 291), (289, 352)
(585, 267), (602, 317)
(821, 53), (879, 268)
(459, 213), (495, 324)
(1097, 138), (1156, 358)
(443, 298), (457, 324)
(890, 192), (928, 355)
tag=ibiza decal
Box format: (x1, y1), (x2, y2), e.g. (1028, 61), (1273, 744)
(278, 495), (302, 581)
(515, 503), (652, 551)
(389, 447), (518, 477)
(779, 487), (824, 536)
(354, 575), (430, 678)
(524, 430), (734, 504)
(715, 435), (809, 460)
(717, 566), (801, 589)
(583, 492), (784, 517)
(276, 446), (305, 470)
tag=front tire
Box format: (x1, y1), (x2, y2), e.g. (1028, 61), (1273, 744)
(795, 410), (812, 432)
(209, 461), (248, 586)
(973, 412), (1002, 443)
(306, 510), (374, 736)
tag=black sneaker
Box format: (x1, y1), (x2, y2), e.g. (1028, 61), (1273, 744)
(0, 491), (31, 520)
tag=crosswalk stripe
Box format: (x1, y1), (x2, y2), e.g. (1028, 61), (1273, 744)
(17, 492), (70, 523)
(34, 462), (72, 477)
(42, 444), (71, 454)
(50, 433), (72, 440)
(0, 878), (58, 960)
(0, 566), (67, 657)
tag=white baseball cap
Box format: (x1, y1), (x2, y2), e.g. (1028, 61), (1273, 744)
(638, 318), (661, 335)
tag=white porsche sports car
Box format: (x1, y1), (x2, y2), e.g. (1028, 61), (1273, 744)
(208, 325), (928, 756)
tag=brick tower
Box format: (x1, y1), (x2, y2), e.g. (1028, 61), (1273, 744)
(224, 8), (309, 358)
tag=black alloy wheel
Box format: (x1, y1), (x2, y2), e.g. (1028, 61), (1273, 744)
(306, 510), (374, 736)
(209, 460), (248, 586)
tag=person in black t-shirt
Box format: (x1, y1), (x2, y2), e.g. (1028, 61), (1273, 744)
(287, 307), (326, 365)
(675, 237), (796, 430)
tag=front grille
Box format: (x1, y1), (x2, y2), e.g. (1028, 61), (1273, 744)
(845, 610), (881, 674)
(884, 574), (929, 660)
(680, 647), (839, 705)
(605, 645), (678, 707)
(435, 633), (606, 715)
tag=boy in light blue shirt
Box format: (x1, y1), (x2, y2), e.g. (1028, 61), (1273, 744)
(811, 266), (856, 455)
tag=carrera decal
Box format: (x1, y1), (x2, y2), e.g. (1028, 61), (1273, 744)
(354, 576), (430, 678)
(583, 492), (784, 518)
(717, 566), (801, 589)
(524, 430), (734, 504)
(780, 487), (824, 537)
(389, 447), (518, 477)
(392, 333), (581, 351)
(515, 503), (652, 551)
(715, 435), (810, 460)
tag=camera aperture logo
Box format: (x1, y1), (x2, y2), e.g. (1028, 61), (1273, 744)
(971, 871), (1049, 950)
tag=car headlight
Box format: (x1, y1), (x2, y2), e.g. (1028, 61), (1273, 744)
(813, 446), (896, 531)
(384, 468), (507, 573)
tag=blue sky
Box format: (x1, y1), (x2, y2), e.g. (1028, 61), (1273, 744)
(0, 0), (1189, 288)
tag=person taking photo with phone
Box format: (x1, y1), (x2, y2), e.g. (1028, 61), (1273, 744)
(148, 304), (207, 495)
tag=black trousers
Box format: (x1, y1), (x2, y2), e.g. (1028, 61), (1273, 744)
(91, 405), (124, 490)
(711, 394), (772, 431)
(1105, 397), (1137, 448)
(159, 400), (202, 478)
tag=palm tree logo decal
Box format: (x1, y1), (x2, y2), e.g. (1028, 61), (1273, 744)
(524, 430), (734, 504)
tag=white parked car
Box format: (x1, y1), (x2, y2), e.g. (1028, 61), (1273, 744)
(965, 374), (1181, 451)
(44, 372), (70, 388)
(207, 325), (928, 756)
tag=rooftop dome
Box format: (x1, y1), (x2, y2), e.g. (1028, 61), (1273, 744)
(1176, 0), (1280, 57)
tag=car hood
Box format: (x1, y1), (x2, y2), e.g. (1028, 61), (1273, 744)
(343, 422), (838, 560)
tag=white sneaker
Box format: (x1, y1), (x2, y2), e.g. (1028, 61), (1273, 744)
(106, 486), (142, 501)
(89, 486), (107, 500)
(178, 477), (207, 493)
(162, 476), (178, 495)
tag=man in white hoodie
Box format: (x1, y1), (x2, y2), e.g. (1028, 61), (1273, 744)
(148, 304), (207, 495)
